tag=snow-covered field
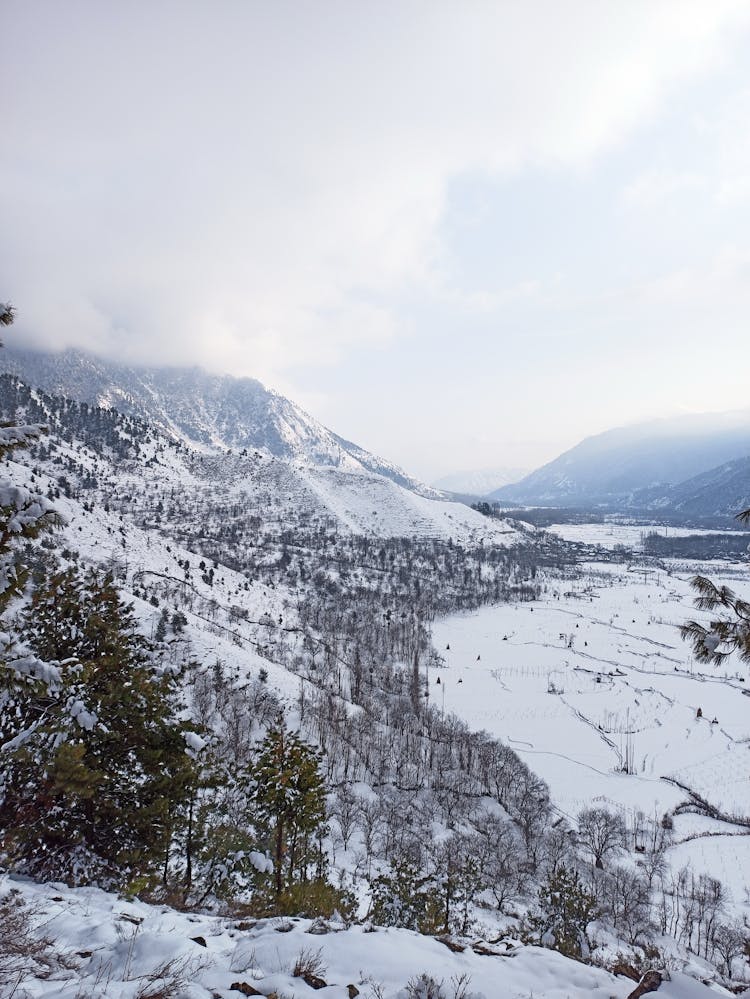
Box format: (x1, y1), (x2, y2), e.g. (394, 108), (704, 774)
(5, 875), (733, 999)
(432, 549), (750, 916)
(547, 523), (746, 550)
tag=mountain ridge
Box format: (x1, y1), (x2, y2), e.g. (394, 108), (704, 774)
(0, 346), (437, 498)
(491, 410), (750, 509)
(631, 453), (750, 518)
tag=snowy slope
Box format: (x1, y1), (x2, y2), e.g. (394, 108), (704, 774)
(433, 468), (529, 496)
(630, 455), (750, 518)
(0, 347), (436, 496)
(5, 876), (733, 999)
(292, 464), (519, 542)
(0, 374), (519, 545)
(432, 548), (750, 924)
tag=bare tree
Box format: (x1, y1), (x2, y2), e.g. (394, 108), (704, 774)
(603, 864), (653, 945)
(577, 806), (626, 869)
(330, 783), (360, 852)
(712, 921), (746, 978)
(472, 809), (528, 912)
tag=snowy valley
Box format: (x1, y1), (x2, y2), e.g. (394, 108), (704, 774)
(0, 352), (749, 999)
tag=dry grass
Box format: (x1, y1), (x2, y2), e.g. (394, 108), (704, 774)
(291, 945), (327, 979)
(0, 889), (61, 990)
(132, 955), (199, 999)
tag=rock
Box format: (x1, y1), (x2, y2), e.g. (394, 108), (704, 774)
(302, 972), (328, 989)
(610, 961), (640, 982)
(347, 986), (360, 998)
(229, 983), (263, 997)
(190, 935), (207, 947)
(436, 936), (465, 953)
(472, 942), (505, 957)
(627, 971), (662, 998)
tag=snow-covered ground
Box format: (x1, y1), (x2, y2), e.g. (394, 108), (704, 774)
(432, 552), (750, 919)
(5, 875), (735, 999)
(288, 465), (519, 543)
(547, 523), (745, 550)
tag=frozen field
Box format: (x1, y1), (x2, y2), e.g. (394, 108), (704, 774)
(547, 522), (747, 550)
(432, 551), (750, 910)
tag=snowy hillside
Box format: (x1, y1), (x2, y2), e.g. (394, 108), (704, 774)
(432, 468), (529, 497)
(0, 347), (436, 496)
(0, 374), (518, 546)
(630, 456), (750, 519)
(491, 411), (750, 509)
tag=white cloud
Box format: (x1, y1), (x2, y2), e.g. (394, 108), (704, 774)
(625, 246), (750, 308)
(620, 168), (705, 208)
(3, 0), (749, 389)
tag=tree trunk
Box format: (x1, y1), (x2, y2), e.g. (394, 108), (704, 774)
(275, 819), (284, 895)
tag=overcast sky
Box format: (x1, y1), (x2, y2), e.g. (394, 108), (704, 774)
(4, 1), (750, 482)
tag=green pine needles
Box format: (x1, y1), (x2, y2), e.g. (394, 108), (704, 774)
(527, 865), (598, 959)
(253, 716), (327, 896)
(1, 567), (199, 886)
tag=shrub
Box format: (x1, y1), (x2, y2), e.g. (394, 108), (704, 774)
(526, 865), (598, 959)
(249, 878), (356, 921)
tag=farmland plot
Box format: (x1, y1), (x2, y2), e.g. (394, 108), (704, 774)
(432, 548), (750, 910)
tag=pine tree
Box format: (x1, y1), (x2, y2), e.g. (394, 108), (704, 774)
(253, 715), (326, 895)
(681, 506), (750, 666)
(371, 857), (432, 930)
(528, 865), (598, 959)
(177, 752), (272, 905)
(1, 568), (198, 886)
(0, 304), (62, 810)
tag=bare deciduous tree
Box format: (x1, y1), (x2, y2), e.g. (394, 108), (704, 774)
(577, 806), (626, 869)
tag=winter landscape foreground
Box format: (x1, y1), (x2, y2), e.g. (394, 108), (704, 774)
(2, 877), (728, 999)
(0, 346), (749, 999)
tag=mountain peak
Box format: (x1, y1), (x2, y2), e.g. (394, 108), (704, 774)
(0, 346), (436, 496)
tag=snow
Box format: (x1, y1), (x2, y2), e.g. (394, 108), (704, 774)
(184, 730), (208, 752)
(4, 876), (731, 998)
(547, 523), (744, 550)
(292, 464), (519, 543)
(0, 630), (62, 689)
(431, 551), (750, 921)
(68, 698), (98, 730)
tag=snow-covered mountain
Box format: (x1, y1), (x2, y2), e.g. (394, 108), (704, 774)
(631, 454), (750, 519)
(0, 347), (434, 496)
(0, 372), (518, 547)
(432, 466), (529, 496)
(491, 410), (750, 509)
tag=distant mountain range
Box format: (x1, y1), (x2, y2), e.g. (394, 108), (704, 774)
(630, 454), (750, 519)
(0, 346), (433, 497)
(432, 467), (529, 496)
(490, 411), (750, 520)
